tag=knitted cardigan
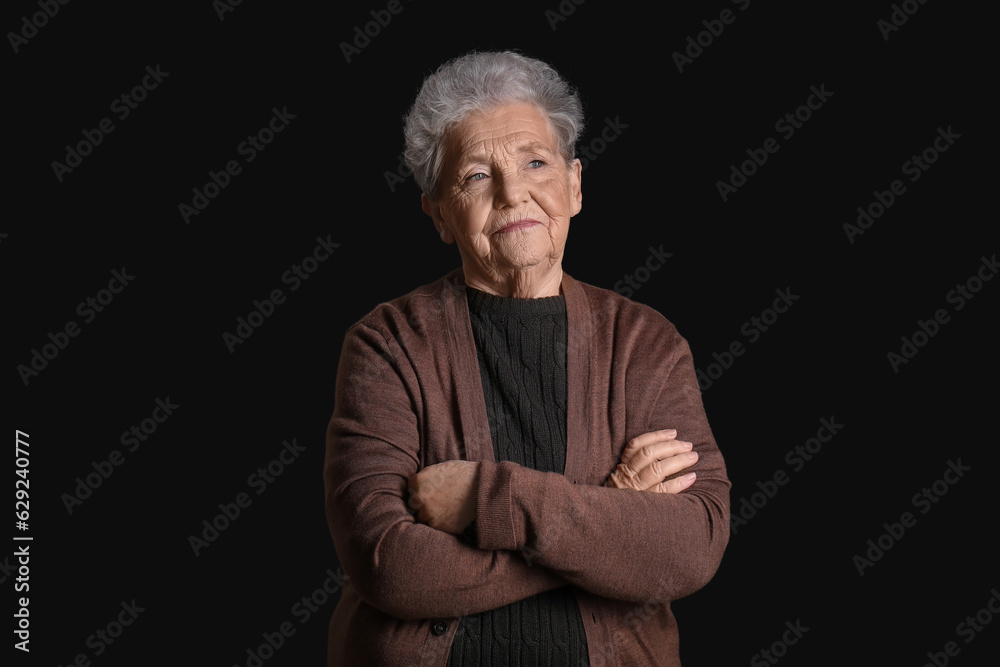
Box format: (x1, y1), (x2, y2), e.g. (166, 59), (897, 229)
(325, 267), (731, 666)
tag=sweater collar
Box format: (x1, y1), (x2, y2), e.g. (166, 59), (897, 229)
(465, 284), (567, 319)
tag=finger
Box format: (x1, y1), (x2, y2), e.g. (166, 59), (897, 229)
(632, 449), (698, 490)
(650, 472), (697, 495)
(624, 429), (678, 457)
(610, 431), (694, 491)
(608, 447), (695, 491)
(623, 436), (693, 471)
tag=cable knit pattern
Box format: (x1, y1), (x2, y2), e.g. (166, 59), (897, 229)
(446, 287), (588, 666)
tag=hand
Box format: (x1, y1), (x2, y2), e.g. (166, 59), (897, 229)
(605, 429), (698, 494)
(407, 460), (480, 534)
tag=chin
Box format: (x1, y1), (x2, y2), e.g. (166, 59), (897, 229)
(496, 250), (554, 272)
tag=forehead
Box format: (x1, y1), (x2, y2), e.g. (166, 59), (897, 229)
(446, 104), (559, 162)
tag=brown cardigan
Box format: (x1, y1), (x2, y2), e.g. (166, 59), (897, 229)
(325, 268), (730, 666)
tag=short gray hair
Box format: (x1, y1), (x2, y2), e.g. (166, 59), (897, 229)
(403, 50), (584, 199)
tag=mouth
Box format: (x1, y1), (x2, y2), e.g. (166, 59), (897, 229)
(495, 218), (542, 234)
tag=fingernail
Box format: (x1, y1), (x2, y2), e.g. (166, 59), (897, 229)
(683, 441), (693, 450)
(665, 429), (677, 436)
(687, 451), (698, 460)
(683, 472), (697, 483)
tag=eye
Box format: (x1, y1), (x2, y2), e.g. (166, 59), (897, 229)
(467, 173), (487, 182)
(528, 160), (545, 168)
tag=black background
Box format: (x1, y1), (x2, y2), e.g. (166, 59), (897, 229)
(7, 1), (996, 665)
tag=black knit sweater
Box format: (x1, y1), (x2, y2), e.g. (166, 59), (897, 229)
(446, 286), (589, 666)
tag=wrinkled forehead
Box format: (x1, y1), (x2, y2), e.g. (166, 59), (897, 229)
(443, 104), (559, 168)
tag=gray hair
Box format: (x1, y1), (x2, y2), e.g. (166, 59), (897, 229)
(403, 50), (584, 199)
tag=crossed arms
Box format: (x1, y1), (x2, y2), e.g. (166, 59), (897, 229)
(324, 320), (730, 621)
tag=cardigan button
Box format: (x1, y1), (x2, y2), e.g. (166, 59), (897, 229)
(431, 621), (448, 636)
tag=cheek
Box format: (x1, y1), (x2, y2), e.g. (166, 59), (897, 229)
(443, 196), (476, 226)
(446, 197), (493, 240)
(533, 178), (574, 217)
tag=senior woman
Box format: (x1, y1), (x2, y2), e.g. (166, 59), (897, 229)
(325, 51), (730, 666)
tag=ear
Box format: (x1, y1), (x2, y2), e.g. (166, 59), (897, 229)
(421, 194), (454, 244)
(568, 158), (583, 217)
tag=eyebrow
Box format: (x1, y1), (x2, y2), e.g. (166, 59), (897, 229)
(515, 141), (554, 156)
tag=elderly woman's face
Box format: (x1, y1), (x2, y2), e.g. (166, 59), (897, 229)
(422, 104), (582, 292)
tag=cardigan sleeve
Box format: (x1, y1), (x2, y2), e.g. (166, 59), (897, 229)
(474, 321), (731, 604)
(324, 321), (567, 621)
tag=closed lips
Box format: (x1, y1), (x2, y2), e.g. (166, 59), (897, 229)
(496, 219), (541, 233)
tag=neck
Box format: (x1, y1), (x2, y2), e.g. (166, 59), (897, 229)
(464, 264), (563, 298)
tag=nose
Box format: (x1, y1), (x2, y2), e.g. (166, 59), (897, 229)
(493, 170), (529, 210)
